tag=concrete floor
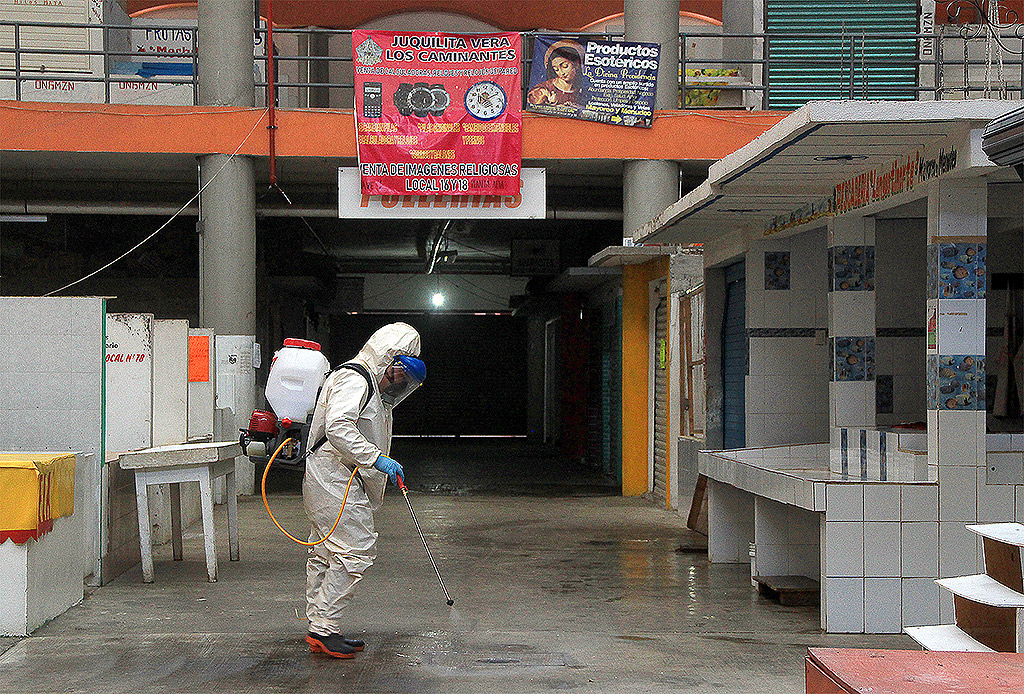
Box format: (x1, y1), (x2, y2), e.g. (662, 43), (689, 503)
(1, 443), (915, 693)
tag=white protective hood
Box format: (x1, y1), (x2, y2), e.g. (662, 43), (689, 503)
(351, 322), (421, 380)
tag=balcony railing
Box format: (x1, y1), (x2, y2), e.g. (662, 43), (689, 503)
(0, 21), (1021, 110)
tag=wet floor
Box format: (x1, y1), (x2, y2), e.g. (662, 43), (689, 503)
(1, 442), (913, 693)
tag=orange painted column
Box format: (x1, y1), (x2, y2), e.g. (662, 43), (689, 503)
(620, 257), (670, 496)
(621, 263), (650, 496)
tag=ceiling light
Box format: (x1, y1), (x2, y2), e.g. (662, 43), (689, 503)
(431, 292), (445, 308)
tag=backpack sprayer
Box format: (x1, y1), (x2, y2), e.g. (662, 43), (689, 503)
(242, 339), (454, 604)
(240, 338), (329, 472)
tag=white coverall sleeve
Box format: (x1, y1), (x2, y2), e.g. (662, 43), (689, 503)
(323, 369), (381, 468)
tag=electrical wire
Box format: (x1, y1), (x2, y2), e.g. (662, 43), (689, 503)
(444, 237), (507, 260)
(442, 276), (506, 307)
(42, 108), (269, 296)
(362, 273), (421, 302)
(452, 274), (509, 302)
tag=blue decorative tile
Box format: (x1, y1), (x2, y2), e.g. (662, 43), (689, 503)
(932, 242), (987, 299)
(833, 336), (875, 381)
(931, 354), (986, 410)
(830, 245), (874, 291)
(764, 251), (791, 290)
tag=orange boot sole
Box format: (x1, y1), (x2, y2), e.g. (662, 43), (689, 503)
(305, 634), (356, 659)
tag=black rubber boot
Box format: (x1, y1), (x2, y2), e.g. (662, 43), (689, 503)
(339, 636), (365, 652)
(306, 632), (357, 658)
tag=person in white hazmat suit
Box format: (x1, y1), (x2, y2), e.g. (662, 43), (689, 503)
(303, 322), (425, 658)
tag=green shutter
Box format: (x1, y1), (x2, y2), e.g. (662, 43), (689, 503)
(766, 0), (919, 109)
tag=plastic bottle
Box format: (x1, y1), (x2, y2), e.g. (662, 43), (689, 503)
(264, 338), (330, 423)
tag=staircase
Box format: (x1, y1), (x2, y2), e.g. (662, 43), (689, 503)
(905, 523), (1024, 653)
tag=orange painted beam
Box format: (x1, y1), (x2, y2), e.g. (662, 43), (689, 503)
(0, 101), (786, 161)
(127, 1), (726, 31)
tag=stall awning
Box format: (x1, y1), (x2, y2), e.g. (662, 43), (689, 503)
(0, 453), (76, 544)
(983, 105), (1024, 167)
(635, 100), (1024, 246)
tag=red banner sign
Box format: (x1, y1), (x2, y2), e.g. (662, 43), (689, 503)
(352, 30), (522, 196)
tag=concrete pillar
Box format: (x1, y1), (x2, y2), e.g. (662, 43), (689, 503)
(198, 1), (255, 108)
(197, 0), (257, 333)
(827, 217), (876, 477)
(622, 0), (679, 241)
(197, 0), (258, 493)
(199, 155), (256, 333)
(926, 179), (987, 614)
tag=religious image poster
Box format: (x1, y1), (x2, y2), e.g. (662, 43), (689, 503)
(352, 30), (522, 196)
(526, 35), (659, 128)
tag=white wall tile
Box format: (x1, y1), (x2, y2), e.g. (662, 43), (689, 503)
(938, 465), (978, 522)
(937, 410), (980, 468)
(978, 468), (1016, 523)
(986, 453), (1024, 486)
(988, 434), (1012, 452)
(754, 497), (788, 547)
(864, 577), (903, 633)
(901, 522), (939, 577)
(938, 521), (978, 577)
(790, 507), (822, 546)
(939, 588), (955, 624)
(864, 485), (900, 521)
(936, 299), (985, 355)
(824, 521), (864, 577)
(864, 522), (901, 577)
(829, 292), (876, 337)
(902, 577), (940, 627)
(788, 291), (818, 328)
(746, 375), (767, 414)
(824, 577), (864, 633)
(827, 484), (864, 521)
(1016, 486), (1024, 523)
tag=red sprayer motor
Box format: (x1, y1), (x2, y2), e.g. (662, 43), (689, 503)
(240, 338), (330, 471)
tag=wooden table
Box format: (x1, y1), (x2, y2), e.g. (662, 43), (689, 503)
(806, 648), (1024, 693)
(118, 443), (241, 583)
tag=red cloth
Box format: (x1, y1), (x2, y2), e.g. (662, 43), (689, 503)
(0, 520), (53, 545)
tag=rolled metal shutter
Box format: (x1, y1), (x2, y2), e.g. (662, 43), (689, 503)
(765, 0), (919, 109)
(652, 283), (669, 504)
(0, 0), (93, 73)
(722, 262), (746, 450)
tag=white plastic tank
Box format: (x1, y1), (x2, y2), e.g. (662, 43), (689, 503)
(265, 338), (330, 423)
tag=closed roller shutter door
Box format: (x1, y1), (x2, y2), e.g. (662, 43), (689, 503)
(722, 262), (746, 450)
(766, 0), (919, 109)
(652, 283), (668, 504)
(0, 0), (93, 73)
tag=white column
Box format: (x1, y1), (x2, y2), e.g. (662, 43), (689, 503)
(828, 217), (876, 478)
(926, 179), (987, 619)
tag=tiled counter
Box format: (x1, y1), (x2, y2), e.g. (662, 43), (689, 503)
(700, 443), (940, 634)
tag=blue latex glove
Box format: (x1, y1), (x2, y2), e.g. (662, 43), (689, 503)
(373, 454), (404, 486)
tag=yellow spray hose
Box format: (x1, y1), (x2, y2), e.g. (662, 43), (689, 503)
(261, 437), (358, 546)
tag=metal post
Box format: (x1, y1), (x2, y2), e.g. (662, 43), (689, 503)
(14, 23), (21, 101)
(192, 30), (199, 105)
(680, 32), (687, 108)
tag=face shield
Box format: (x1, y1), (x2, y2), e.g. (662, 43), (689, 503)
(380, 355), (426, 407)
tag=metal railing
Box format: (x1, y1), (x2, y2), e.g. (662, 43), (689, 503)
(0, 20), (1022, 109)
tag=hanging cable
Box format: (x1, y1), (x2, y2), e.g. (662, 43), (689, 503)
(43, 108), (269, 296)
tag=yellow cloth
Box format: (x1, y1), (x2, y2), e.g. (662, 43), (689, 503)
(0, 453), (76, 532)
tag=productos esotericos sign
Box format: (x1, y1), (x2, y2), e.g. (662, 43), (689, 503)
(352, 30), (522, 196)
(526, 35), (659, 128)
